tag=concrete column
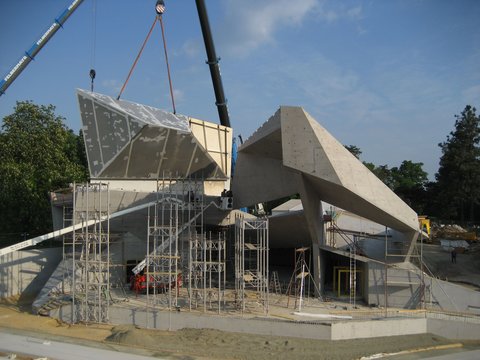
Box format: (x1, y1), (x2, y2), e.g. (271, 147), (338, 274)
(404, 230), (420, 263)
(299, 176), (324, 296)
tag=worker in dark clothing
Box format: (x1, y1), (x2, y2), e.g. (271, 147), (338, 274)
(451, 249), (457, 264)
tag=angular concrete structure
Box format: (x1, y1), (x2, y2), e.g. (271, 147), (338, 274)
(233, 106), (420, 293)
(234, 106), (418, 232)
(77, 89), (232, 180)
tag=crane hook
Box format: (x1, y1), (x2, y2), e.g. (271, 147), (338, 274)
(89, 68), (96, 92)
(155, 0), (165, 15)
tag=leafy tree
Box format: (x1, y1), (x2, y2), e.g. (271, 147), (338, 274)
(345, 144), (362, 159)
(435, 105), (480, 222)
(0, 101), (88, 244)
(390, 160), (428, 213)
(347, 144), (428, 213)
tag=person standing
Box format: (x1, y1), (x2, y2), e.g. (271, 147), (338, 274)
(451, 249), (457, 264)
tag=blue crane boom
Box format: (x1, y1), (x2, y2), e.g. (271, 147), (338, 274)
(0, 0), (85, 97)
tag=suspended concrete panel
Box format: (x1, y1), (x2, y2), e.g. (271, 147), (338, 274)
(77, 89), (232, 180)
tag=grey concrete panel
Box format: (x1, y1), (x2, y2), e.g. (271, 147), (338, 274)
(0, 248), (62, 300)
(280, 106), (418, 233)
(281, 107), (340, 183)
(79, 89), (190, 133)
(303, 174), (415, 233)
(428, 278), (480, 313)
(232, 152), (301, 208)
(76, 89), (228, 180)
(77, 95), (103, 176)
(427, 318), (480, 340)
(93, 102), (129, 166)
(241, 108), (282, 152)
(331, 318), (427, 340)
(240, 126), (283, 160)
(106, 307), (333, 340)
(128, 115), (143, 139)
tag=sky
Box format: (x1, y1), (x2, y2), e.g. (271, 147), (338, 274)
(0, 0), (479, 180)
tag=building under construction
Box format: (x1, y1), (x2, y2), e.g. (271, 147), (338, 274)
(2, 89), (480, 341)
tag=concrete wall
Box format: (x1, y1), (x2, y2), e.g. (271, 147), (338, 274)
(331, 318), (427, 340)
(52, 304), (480, 341)
(110, 232), (147, 284)
(367, 261), (480, 313)
(0, 248), (62, 300)
(427, 278), (480, 313)
(367, 262), (423, 309)
(55, 305), (332, 340)
(427, 318), (480, 340)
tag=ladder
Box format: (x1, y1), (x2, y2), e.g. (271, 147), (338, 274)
(270, 270), (282, 294)
(349, 236), (357, 307)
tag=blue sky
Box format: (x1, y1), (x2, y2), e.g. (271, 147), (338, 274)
(1, 0), (479, 179)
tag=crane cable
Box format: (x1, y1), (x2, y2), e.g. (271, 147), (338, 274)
(117, 1), (176, 115)
(90, 0), (97, 92)
(116, 17), (157, 100)
(159, 15), (176, 114)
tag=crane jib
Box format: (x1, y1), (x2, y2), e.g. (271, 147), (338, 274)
(0, 0), (84, 96)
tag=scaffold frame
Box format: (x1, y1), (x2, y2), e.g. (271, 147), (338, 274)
(234, 215), (269, 314)
(70, 182), (111, 323)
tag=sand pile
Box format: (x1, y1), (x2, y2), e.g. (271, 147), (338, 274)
(106, 325), (158, 348)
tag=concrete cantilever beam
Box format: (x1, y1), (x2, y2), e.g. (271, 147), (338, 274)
(232, 106), (420, 293)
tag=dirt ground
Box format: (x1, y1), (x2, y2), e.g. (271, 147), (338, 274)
(1, 296), (478, 360)
(422, 241), (480, 288)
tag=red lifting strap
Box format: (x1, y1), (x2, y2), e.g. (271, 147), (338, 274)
(117, 14), (177, 115)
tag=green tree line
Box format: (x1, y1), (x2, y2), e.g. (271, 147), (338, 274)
(0, 101), (88, 245)
(346, 105), (480, 225)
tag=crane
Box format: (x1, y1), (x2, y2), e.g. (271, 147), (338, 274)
(0, 0), (85, 97)
(0, 0), (231, 128)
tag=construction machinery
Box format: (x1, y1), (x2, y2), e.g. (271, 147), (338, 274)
(0, 0), (84, 96)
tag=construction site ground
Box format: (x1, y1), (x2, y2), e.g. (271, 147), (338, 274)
(422, 240), (480, 289)
(1, 294), (480, 360)
(1, 242), (480, 359)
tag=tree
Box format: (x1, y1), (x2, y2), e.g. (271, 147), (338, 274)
(435, 105), (480, 222)
(345, 144), (362, 159)
(390, 160), (428, 213)
(346, 144), (429, 213)
(0, 101), (88, 244)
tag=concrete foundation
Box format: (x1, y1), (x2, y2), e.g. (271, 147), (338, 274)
(51, 303), (480, 341)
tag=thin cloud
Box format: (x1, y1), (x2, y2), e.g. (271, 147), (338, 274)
(347, 6), (363, 20)
(180, 39), (202, 58)
(219, 0), (318, 57)
(462, 85), (480, 105)
(218, 1), (366, 57)
(100, 79), (122, 94)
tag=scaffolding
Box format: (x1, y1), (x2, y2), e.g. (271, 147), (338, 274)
(286, 247), (320, 310)
(70, 183), (111, 323)
(234, 215), (269, 314)
(137, 177), (225, 316)
(143, 178), (202, 310)
(189, 231), (226, 312)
